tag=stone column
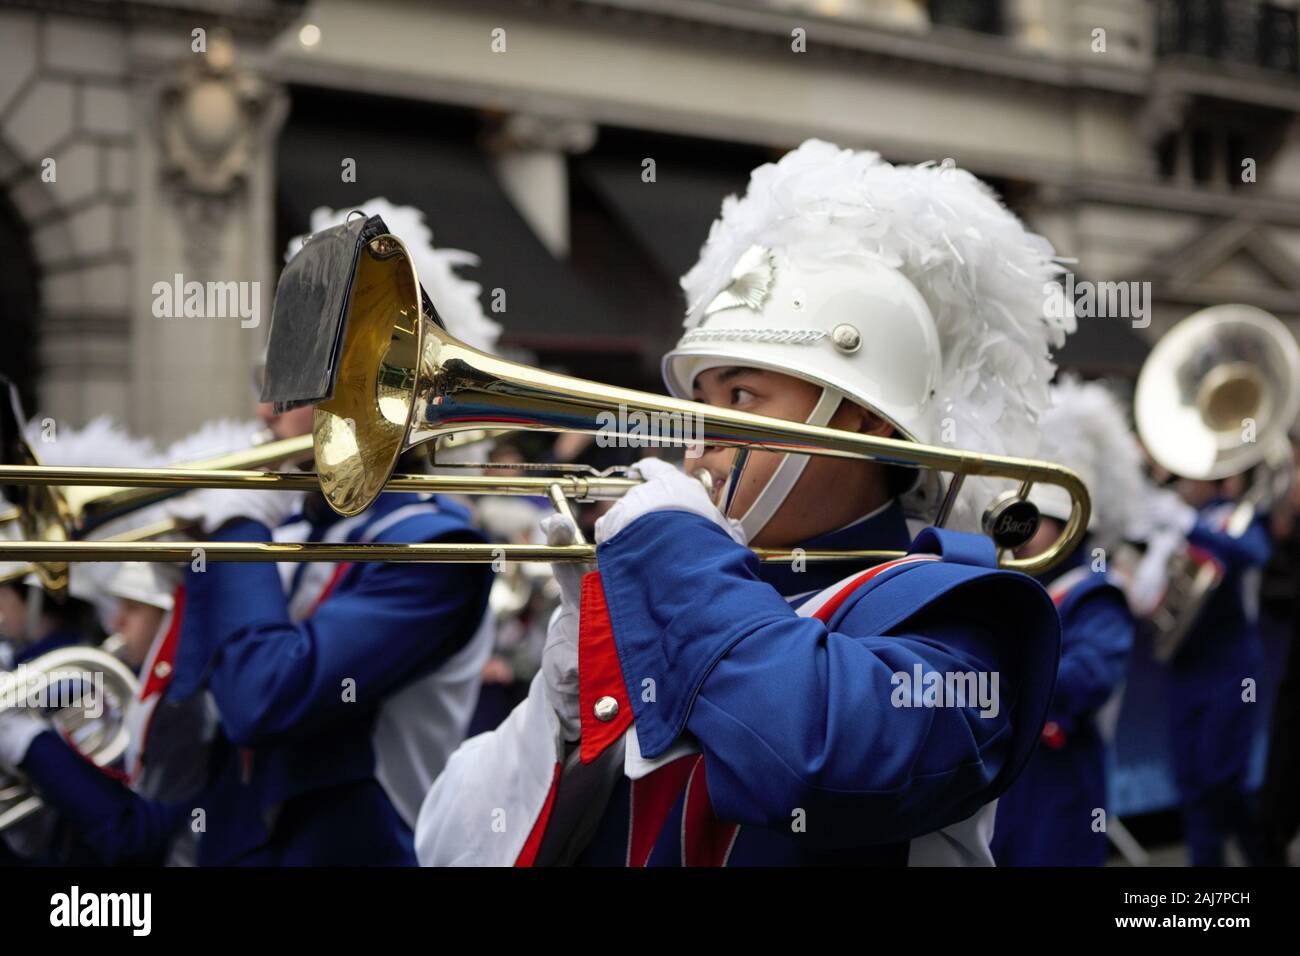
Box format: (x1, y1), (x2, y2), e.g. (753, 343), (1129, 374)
(127, 28), (287, 442)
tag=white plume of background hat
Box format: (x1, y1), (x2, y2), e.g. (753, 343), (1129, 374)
(161, 419), (268, 464)
(6, 417), (265, 628)
(285, 197), (502, 355)
(1029, 376), (1145, 551)
(679, 140), (1074, 531)
(285, 198), (504, 468)
(8, 418), (163, 623)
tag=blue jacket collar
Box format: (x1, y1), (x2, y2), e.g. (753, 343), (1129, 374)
(759, 498), (913, 601)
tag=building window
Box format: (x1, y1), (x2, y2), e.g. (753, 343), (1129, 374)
(928, 0), (1004, 35)
(1157, 0), (1299, 74)
(1156, 110), (1286, 191)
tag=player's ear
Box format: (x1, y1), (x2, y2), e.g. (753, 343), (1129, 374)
(841, 401), (894, 437)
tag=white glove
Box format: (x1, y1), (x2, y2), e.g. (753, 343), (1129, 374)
(1126, 526), (1186, 617)
(164, 487), (307, 534)
(594, 458), (747, 546)
(1141, 488), (1197, 538)
(539, 513), (589, 742)
(0, 709), (48, 773)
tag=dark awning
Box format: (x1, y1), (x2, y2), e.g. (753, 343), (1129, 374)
(1054, 315), (1153, 379)
(573, 151), (755, 284)
(276, 88), (625, 351)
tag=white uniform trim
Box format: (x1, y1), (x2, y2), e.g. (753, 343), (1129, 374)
(1047, 565), (1093, 603)
(277, 499), (495, 829)
(733, 386), (844, 541)
(416, 670), (564, 866)
(417, 557), (998, 866)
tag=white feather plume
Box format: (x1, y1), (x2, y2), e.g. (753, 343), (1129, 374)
(23, 416), (158, 469)
(1037, 376), (1146, 548)
(285, 197), (502, 355)
(2, 415), (287, 623)
(680, 140), (1074, 529)
(7, 418), (159, 619)
(162, 419), (265, 464)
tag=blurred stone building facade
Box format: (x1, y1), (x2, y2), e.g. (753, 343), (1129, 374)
(1, 0), (1298, 439)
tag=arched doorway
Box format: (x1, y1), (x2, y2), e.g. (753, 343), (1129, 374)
(0, 187), (39, 413)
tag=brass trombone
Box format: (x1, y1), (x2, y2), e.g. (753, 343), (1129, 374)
(0, 395), (315, 594)
(0, 217), (1090, 574)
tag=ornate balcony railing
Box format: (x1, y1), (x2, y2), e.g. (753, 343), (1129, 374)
(1157, 0), (1299, 74)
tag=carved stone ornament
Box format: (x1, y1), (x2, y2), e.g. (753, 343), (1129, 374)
(157, 30), (278, 267)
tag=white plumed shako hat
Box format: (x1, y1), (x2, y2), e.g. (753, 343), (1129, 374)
(285, 197), (502, 356)
(105, 562), (177, 612)
(1029, 376), (1145, 550)
(664, 246), (942, 445)
(665, 140), (1072, 535)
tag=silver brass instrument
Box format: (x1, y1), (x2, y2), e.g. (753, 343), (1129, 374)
(0, 216), (1091, 574)
(1135, 304), (1300, 661)
(0, 644), (139, 833)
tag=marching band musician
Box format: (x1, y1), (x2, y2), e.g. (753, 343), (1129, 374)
(416, 140), (1073, 866)
(0, 203), (500, 866)
(1161, 471), (1274, 866)
(0, 419), (185, 865)
(0, 566), (102, 866)
(0, 562), (190, 866)
(990, 378), (1140, 866)
(0, 578), (98, 671)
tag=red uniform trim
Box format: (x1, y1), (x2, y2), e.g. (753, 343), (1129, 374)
(59, 727), (132, 782)
(810, 555), (939, 623)
(578, 571), (634, 765)
(306, 562), (353, 616)
(514, 762), (563, 867)
(1186, 544), (1225, 580)
(1040, 720), (1067, 749)
(140, 585), (185, 700)
(623, 554), (937, 866)
(628, 755), (697, 867)
(682, 756), (739, 867)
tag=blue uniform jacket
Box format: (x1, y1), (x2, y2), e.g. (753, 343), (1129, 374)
(1, 628), (94, 867)
(18, 493), (492, 866)
(569, 500), (1061, 865)
(8, 628), (85, 666)
(1166, 500), (1271, 802)
(1172, 500), (1271, 678)
(991, 542), (1135, 866)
